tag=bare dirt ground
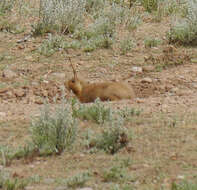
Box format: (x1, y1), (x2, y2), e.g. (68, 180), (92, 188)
(0, 2), (197, 190)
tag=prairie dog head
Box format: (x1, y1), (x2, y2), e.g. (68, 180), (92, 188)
(66, 59), (84, 96)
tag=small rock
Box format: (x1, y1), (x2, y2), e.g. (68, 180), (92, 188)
(2, 69), (17, 79)
(32, 81), (39, 86)
(0, 112), (6, 117)
(35, 97), (43, 104)
(141, 77), (152, 83)
(25, 56), (34, 62)
(131, 66), (143, 73)
(177, 175), (185, 180)
(76, 188), (93, 190)
(142, 65), (155, 72)
(14, 89), (25, 97)
(29, 164), (35, 168)
(6, 91), (14, 98)
(136, 98), (145, 103)
(43, 178), (55, 184)
(51, 73), (65, 79)
(25, 186), (34, 190)
(171, 87), (179, 93)
(43, 80), (49, 84)
(54, 186), (68, 190)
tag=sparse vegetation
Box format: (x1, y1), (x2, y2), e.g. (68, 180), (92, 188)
(0, 20), (24, 34)
(38, 34), (67, 56)
(120, 38), (135, 55)
(94, 124), (129, 154)
(72, 98), (112, 124)
(0, 170), (29, 190)
(144, 37), (162, 48)
(30, 101), (77, 155)
(141, 0), (158, 13)
(103, 166), (130, 182)
(171, 180), (197, 190)
(167, 0), (197, 45)
(0, 0), (197, 189)
(0, 145), (14, 166)
(66, 172), (90, 188)
(33, 0), (143, 52)
(0, 0), (15, 14)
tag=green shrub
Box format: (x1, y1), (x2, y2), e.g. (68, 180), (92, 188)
(144, 37), (162, 48)
(167, 0), (197, 46)
(31, 22), (58, 36)
(103, 166), (128, 182)
(38, 34), (68, 56)
(141, 0), (158, 13)
(30, 101), (77, 155)
(0, 171), (29, 190)
(0, 0), (15, 14)
(120, 38), (135, 55)
(0, 146), (14, 166)
(171, 180), (197, 190)
(0, 20), (24, 34)
(125, 8), (142, 31)
(85, 0), (105, 13)
(95, 124), (129, 154)
(36, 0), (86, 35)
(66, 172), (90, 188)
(72, 98), (112, 124)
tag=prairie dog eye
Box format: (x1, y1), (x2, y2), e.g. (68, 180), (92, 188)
(71, 80), (75, 83)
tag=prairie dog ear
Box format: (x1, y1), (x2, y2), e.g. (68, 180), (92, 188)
(69, 58), (77, 80)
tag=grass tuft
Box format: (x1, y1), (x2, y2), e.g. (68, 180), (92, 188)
(30, 101), (77, 156)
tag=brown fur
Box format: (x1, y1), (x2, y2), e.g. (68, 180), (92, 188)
(65, 61), (135, 103)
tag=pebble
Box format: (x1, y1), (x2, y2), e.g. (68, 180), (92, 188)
(25, 56), (34, 62)
(54, 187), (68, 190)
(142, 65), (155, 72)
(25, 186), (34, 190)
(177, 175), (185, 180)
(51, 73), (66, 79)
(131, 66), (143, 73)
(0, 112), (6, 117)
(141, 77), (152, 83)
